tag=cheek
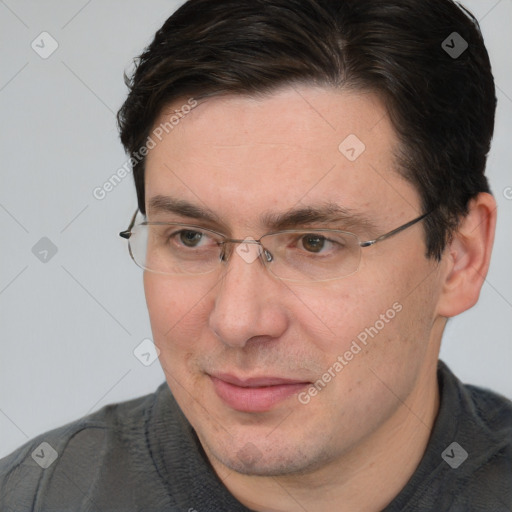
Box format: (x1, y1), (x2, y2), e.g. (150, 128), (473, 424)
(143, 273), (211, 354)
(291, 278), (390, 351)
(143, 274), (218, 411)
(294, 265), (431, 372)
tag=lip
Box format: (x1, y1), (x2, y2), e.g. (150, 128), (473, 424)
(209, 373), (310, 413)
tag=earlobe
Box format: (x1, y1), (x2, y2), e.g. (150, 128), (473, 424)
(437, 193), (497, 318)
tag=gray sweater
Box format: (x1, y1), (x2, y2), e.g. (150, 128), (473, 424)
(1, 361), (511, 511)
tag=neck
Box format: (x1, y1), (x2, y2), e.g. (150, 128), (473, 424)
(207, 356), (440, 512)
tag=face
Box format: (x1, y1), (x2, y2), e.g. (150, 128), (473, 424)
(143, 86), (443, 477)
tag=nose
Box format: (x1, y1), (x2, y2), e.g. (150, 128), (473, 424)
(208, 241), (287, 348)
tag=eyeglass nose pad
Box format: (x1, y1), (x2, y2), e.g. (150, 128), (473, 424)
(219, 242), (229, 262)
(263, 249), (273, 263)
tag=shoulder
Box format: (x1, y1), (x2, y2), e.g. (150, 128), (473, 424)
(461, 380), (512, 485)
(0, 386), (163, 510)
(438, 362), (512, 509)
(438, 360), (512, 438)
(451, 363), (512, 457)
(464, 380), (512, 433)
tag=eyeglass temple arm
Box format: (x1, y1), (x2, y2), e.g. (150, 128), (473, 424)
(359, 211), (432, 248)
(119, 209), (139, 239)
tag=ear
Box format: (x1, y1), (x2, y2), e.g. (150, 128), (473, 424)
(437, 192), (497, 317)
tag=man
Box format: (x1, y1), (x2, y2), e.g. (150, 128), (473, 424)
(1, 0), (510, 510)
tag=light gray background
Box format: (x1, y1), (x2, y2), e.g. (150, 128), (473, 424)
(0, 0), (511, 459)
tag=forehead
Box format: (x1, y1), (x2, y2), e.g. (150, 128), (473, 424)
(144, 86), (419, 228)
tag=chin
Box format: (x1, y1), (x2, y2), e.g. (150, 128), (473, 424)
(203, 430), (333, 477)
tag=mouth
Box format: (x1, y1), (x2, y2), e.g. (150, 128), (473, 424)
(209, 373), (311, 413)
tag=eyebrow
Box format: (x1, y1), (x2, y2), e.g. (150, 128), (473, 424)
(147, 195), (378, 234)
(148, 195), (222, 225)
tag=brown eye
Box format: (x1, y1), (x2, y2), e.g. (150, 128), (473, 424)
(301, 234), (326, 253)
(178, 230), (203, 247)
